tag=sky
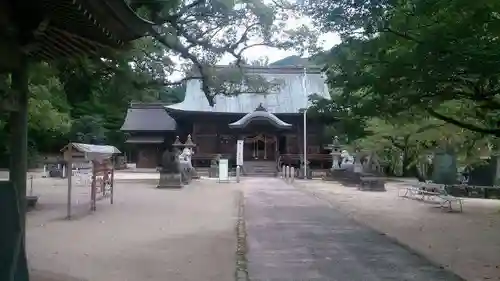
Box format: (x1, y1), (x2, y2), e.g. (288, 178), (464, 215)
(219, 31), (341, 64)
(169, 13), (342, 80)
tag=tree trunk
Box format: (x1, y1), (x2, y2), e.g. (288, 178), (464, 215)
(401, 148), (413, 177)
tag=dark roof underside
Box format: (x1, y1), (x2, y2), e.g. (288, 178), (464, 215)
(229, 110), (292, 129)
(121, 106), (177, 132)
(125, 135), (165, 144)
(5, 0), (153, 61)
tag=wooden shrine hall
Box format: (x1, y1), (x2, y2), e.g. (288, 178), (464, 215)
(121, 65), (334, 169)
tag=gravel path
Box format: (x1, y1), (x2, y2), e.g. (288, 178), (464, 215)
(27, 178), (238, 281)
(242, 178), (463, 281)
(295, 179), (500, 281)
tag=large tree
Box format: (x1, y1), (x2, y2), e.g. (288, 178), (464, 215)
(0, 0), (320, 161)
(131, 0), (320, 105)
(306, 0), (500, 135)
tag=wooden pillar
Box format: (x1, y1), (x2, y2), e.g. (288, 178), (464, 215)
(6, 57), (30, 281)
(66, 150), (73, 219)
(110, 156), (115, 204)
(91, 161), (97, 211)
(297, 121), (302, 155)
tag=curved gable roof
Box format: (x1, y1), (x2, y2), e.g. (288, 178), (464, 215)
(228, 104), (292, 129)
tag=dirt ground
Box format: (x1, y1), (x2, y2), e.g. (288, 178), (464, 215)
(294, 179), (500, 281)
(26, 175), (239, 281)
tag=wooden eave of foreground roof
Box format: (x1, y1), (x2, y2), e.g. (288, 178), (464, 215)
(1, 0), (154, 63)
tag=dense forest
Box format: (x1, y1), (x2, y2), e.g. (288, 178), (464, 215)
(1, 0), (499, 178)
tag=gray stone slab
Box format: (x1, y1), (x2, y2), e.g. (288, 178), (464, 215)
(244, 178), (464, 281)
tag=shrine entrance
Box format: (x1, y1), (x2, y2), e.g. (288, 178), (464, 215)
(229, 104), (292, 161)
(244, 134), (277, 160)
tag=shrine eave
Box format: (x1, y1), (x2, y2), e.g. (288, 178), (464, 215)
(228, 110), (292, 130)
(4, 0), (154, 61)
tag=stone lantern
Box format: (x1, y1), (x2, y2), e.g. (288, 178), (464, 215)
(172, 135), (183, 153)
(352, 146), (364, 173)
(327, 136), (342, 170)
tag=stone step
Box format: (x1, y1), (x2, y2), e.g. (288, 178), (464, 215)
(243, 172), (276, 177)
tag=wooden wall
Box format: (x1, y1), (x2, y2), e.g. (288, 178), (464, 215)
(186, 114), (328, 160)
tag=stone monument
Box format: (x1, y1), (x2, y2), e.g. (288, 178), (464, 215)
(209, 154), (221, 178)
(357, 152), (386, 192)
(432, 147), (457, 185)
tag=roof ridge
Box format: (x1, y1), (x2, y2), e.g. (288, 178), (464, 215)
(129, 102), (170, 109)
(213, 65), (324, 74)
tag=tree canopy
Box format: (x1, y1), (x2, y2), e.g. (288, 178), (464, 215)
(300, 0), (500, 177)
(306, 0), (500, 135)
(0, 0), (320, 167)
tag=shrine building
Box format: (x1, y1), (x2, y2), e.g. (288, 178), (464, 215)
(121, 65), (334, 169)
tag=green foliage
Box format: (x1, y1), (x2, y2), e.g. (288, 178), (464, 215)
(0, 0), (319, 165)
(301, 0), (500, 178)
(309, 0), (500, 135)
(130, 0), (321, 106)
(307, 92), (368, 143)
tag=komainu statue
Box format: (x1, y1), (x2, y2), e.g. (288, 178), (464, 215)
(157, 149), (182, 188)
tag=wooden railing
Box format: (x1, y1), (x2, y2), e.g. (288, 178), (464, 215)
(192, 153), (233, 160)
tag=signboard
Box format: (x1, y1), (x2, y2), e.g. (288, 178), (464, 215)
(236, 140), (244, 166)
(218, 159), (230, 182)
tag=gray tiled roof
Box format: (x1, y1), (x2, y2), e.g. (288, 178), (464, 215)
(166, 66), (330, 114)
(120, 103), (176, 132)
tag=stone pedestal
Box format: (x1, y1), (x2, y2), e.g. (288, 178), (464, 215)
(180, 166), (192, 185)
(331, 155), (341, 170)
(358, 175), (386, 191)
(209, 165), (218, 178)
(157, 172), (182, 188)
(323, 169), (360, 186)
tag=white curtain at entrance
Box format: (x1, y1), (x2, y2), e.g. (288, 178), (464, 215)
(243, 134), (277, 159)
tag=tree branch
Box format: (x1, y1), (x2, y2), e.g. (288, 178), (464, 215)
(427, 108), (500, 136)
(149, 28), (215, 106)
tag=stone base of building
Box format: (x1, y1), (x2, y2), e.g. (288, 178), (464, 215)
(157, 173), (183, 188)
